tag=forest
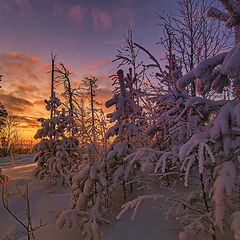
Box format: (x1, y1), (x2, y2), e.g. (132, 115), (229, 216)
(1, 0), (240, 239)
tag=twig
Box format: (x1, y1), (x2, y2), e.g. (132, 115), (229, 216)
(1, 180), (46, 240)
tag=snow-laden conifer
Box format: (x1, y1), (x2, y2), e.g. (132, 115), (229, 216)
(32, 94), (82, 188)
(104, 69), (144, 199)
(56, 144), (110, 239)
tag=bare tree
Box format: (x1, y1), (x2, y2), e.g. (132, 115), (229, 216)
(50, 53), (56, 119)
(0, 176), (46, 240)
(157, 0), (231, 96)
(82, 76), (100, 145)
(54, 62), (85, 138)
(113, 29), (145, 100)
(53, 61), (101, 146)
(55, 63), (74, 117)
(0, 114), (20, 157)
(0, 103), (7, 129)
(75, 90), (88, 148)
(0, 75), (8, 128)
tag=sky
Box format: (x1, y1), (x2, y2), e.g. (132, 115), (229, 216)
(0, 0), (176, 140)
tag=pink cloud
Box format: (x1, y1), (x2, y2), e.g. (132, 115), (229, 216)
(91, 9), (112, 30)
(14, 0), (32, 15)
(15, 0), (30, 8)
(83, 73), (113, 89)
(68, 5), (84, 23)
(0, 51), (47, 89)
(86, 58), (109, 70)
(96, 88), (113, 106)
(81, 73), (113, 108)
(53, 3), (63, 16)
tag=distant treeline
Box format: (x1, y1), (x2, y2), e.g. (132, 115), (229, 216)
(0, 139), (35, 157)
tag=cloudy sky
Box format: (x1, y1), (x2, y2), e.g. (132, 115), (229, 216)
(0, 0), (176, 139)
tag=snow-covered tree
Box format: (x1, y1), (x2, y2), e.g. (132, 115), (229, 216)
(206, 0), (240, 98)
(56, 67), (146, 238)
(32, 94), (82, 188)
(173, 4), (240, 236)
(176, 93), (240, 238)
(207, 0), (240, 44)
(31, 1), (240, 239)
(157, 0), (231, 96)
(105, 69), (143, 199)
(56, 144), (110, 240)
(110, 2), (239, 239)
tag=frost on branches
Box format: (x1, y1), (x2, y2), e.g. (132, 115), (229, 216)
(32, 94), (82, 188)
(112, 29), (240, 240)
(105, 69), (141, 143)
(206, 0), (240, 44)
(175, 42), (240, 238)
(205, 0), (240, 100)
(56, 144), (110, 240)
(53, 68), (146, 239)
(177, 43), (240, 98)
(105, 69), (143, 196)
(30, 4), (240, 238)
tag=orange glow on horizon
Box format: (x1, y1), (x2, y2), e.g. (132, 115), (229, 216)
(0, 51), (115, 142)
(20, 128), (38, 141)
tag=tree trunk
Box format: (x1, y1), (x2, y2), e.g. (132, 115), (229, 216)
(90, 80), (96, 145)
(50, 54), (55, 119)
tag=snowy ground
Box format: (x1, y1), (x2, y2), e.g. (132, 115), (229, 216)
(0, 154), (233, 240)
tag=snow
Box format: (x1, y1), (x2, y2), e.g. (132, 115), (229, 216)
(0, 157), (197, 239)
(107, 194), (180, 240)
(177, 42), (240, 96)
(0, 162), (78, 240)
(0, 153), (236, 240)
(213, 161), (236, 230)
(206, 1), (240, 30)
(231, 211), (240, 240)
(206, 7), (229, 22)
(221, 43), (240, 79)
(4, 4), (240, 238)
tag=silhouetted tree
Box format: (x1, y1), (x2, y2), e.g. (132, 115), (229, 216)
(0, 114), (20, 157)
(0, 75), (7, 128)
(82, 76), (100, 145)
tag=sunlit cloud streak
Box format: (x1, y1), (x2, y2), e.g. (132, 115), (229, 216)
(0, 93), (33, 113)
(91, 9), (112, 30)
(86, 58), (109, 70)
(68, 5), (84, 23)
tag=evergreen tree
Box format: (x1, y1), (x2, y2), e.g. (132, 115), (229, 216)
(32, 94), (82, 188)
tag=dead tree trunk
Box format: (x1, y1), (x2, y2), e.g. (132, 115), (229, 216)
(50, 53), (56, 119)
(89, 79), (96, 145)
